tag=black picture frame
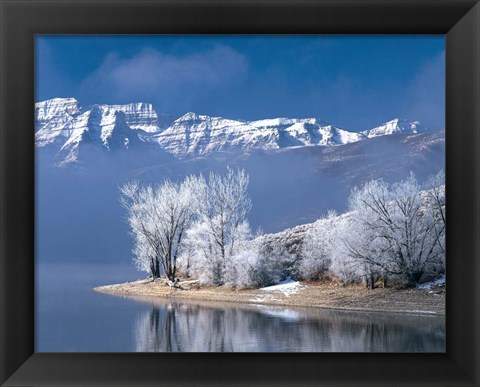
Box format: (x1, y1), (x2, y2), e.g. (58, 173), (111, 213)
(1, 0), (479, 386)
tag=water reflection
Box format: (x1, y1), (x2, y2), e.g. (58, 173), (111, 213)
(133, 300), (445, 352)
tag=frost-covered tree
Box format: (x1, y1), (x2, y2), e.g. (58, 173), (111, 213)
(221, 234), (296, 289)
(183, 168), (252, 285)
(201, 167), (252, 262)
(333, 212), (384, 288)
(311, 212), (364, 285)
(256, 241), (295, 285)
(120, 176), (200, 281)
(131, 232), (157, 275)
(297, 211), (337, 281)
(424, 170), (446, 257)
(223, 249), (262, 289)
(344, 173), (444, 287)
(181, 220), (227, 285)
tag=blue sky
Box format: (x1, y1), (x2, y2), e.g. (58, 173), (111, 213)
(36, 35), (445, 131)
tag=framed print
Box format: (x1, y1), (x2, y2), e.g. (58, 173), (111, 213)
(1, 0), (479, 386)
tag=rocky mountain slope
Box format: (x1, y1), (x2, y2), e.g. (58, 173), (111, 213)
(35, 97), (429, 166)
(147, 113), (366, 157)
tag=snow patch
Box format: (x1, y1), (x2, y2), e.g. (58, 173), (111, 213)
(417, 275), (445, 290)
(259, 278), (304, 297)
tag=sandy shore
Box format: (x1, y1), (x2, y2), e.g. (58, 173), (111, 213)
(94, 278), (445, 315)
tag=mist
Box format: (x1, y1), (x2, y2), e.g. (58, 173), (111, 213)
(36, 128), (445, 266)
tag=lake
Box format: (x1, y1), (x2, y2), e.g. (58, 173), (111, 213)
(36, 263), (445, 352)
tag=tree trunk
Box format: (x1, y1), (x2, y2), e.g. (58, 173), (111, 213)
(150, 258), (156, 278)
(405, 270), (423, 288)
(185, 258), (190, 278)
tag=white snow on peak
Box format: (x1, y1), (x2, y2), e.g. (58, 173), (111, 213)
(93, 105), (124, 147)
(151, 113), (367, 157)
(35, 97), (428, 165)
(250, 117), (329, 130)
(35, 98), (83, 146)
(35, 97), (81, 125)
(152, 113), (276, 156)
(101, 102), (162, 132)
(250, 117), (300, 128)
(35, 97), (80, 114)
(36, 98), (164, 136)
(362, 118), (426, 138)
(37, 102), (141, 165)
(174, 112), (204, 123)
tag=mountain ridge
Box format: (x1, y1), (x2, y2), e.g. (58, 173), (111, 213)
(35, 97), (430, 165)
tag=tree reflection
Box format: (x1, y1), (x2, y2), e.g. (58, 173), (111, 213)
(134, 301), (445, 352)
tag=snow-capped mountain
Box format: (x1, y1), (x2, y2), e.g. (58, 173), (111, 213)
(35, 98), (171, 135)
(35, 98), (171, 165)
(35, 98), (428, 165)
(45, 105), (144, 165)
(101, 102), (172, 132)
(362, 118), (426, 138)
(141, 113), (367, 157)
(35, 98), (82, 146)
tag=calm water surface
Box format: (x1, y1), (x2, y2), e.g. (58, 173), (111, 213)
(36, 263), (445, 352)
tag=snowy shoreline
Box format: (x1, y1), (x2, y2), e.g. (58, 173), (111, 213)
(94, 278), (445, 316)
